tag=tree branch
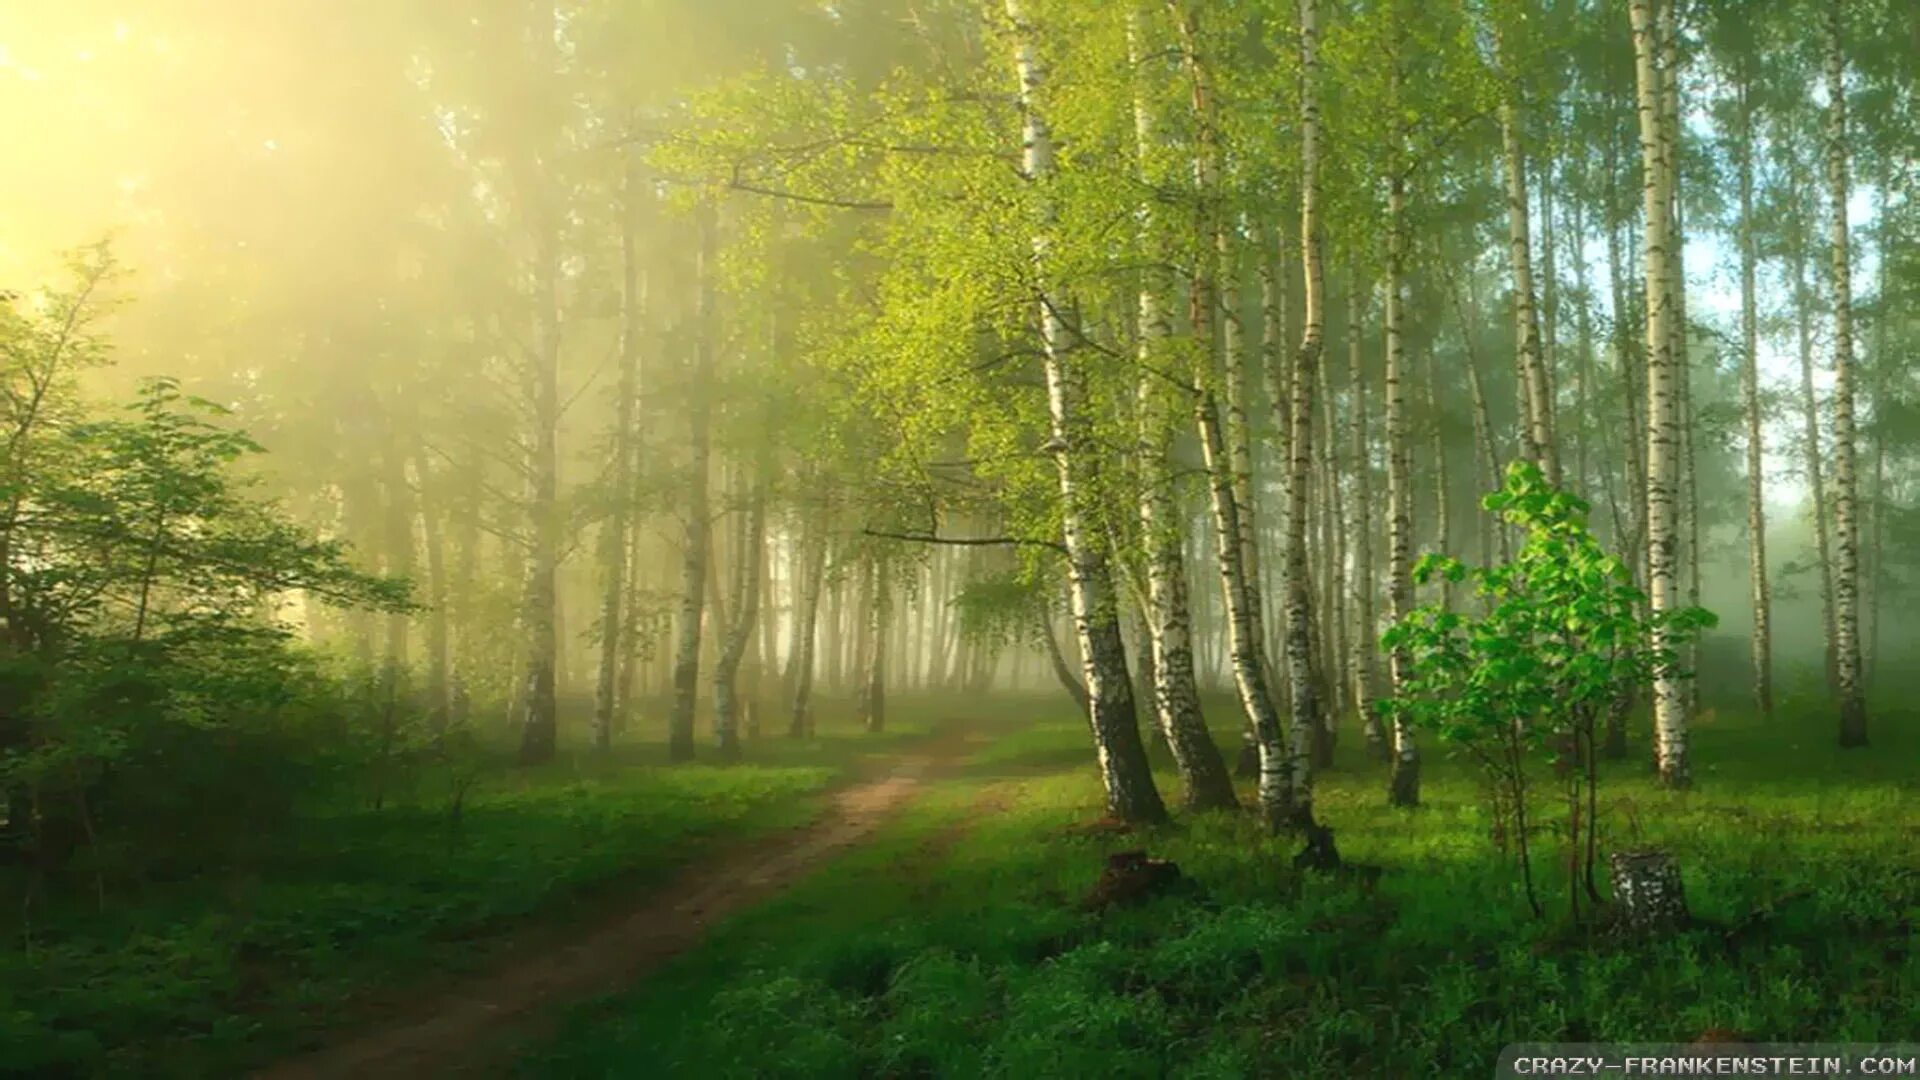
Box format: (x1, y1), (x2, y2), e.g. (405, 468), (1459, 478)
(863, 528), (1066, 554)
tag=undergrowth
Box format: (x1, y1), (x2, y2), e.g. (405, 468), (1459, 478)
(0, 698), (939, 1078)
(521, 692), (1920, 1079)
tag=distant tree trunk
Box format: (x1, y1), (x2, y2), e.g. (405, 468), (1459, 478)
(1346, 277), (1385, 760)
(617, 513), (647, 730)
(822, 552), (846, 692)
(859, 555), (889, 734)
(1794, 234), (1840, 695)
(1604, 139), (1645, 759)
(1496, 34), (1559, 487)
(1424, 348), (1453, 613)
(1314, 287), (1347, 762)
(515, 253), (561, 767)
(1824, 1), (1868, 747)
(1446, 266), (1502, 568)
(713, 476), (766, 760)
(787, 518), (827, 737)
(1009, 0), (1167, 825)
(594, 180), (644, 753)
(1733, 69), (1771, 719)
(1571, 191), (1597, 500)
(1039, 601), (1091, 715)
(925, 548), (950, 688)
(1539, 153), (1563, 481)
(416, 449), (452, 734)
(449, 479), (481, 731)
(667, 203), (718, 763)
(1865, 187), (1894, 690)
(382, 439), (415, 703)
(1631, 0), (1687, 787)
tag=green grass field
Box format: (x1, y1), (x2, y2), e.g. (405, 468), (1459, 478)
(518, 691), (1920, 1079)
(0, 698), (938, 1078)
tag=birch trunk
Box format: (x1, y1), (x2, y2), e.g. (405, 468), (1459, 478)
(1281, 0), (1325, 829)
(1604, 157), (1645, 759)
(1384, 164), (1419, 808)
(1865, 188), (1893, 689)
(1253, 238), (1289, 778)
(1424, 348), (1452, 613)
(1347, 279), (1385, 759)
(1040, 601), (1091, 715)
(1171, 0), (1286, 819)
(416, 450), (452, 734)
(382, 440), (414, 692)
(1008, 0), (1168, 824)
(450, 478), (480, 731)
(1447, 267), (1501, 570)
(1631, 0), (1687, 787)
(1734, 69), (1771, 718)
(1794, 235), (1839, 694)
(1129, 6), (1238, 811)
(1661, 18), (1701, 717)
(787, 519), (827, 737)
(1824, 1), (1869, 747)
(1498, 65), (1560, 486)
(667, 203), (717, 763)
(593, 181), (644, 752)
(515, 201), (561, 766)
(713, 478), (766, 760)
(1315, 296), (1347, 761)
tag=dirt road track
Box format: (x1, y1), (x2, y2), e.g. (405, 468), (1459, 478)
(257, 723), (983, 1079)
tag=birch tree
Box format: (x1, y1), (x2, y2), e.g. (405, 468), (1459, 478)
(667, 201), (718, 763)
(1824, 0), (1869, 747)
(593, 170), (646, 752)
(1630, 0), (1687, 787)
(1280, 0), (1326, 830)
(1130, 4), (1238, 812)
(1007, 0), (1168, 825)
(1168, 0), (1285, 819)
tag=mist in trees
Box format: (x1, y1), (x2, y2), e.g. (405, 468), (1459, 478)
(1, 0), (1916, 895)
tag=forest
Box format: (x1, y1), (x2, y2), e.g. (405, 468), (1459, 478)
(0, 0), (1915, 1076)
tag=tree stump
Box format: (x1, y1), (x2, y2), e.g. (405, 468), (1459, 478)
(1292, 821), (1342, 872)
(1081, 850), (1182, 911)
(1608, 850), (1689, 930)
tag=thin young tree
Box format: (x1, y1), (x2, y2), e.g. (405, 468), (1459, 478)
(1823, 0), (1868, 747)
(1630, 0), (1688, 787)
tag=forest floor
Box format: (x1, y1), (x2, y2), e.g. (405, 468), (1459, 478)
(2, 697), (963, 1078)
(255, 716), (995, 1079)
(510, 686), (1920, 1079)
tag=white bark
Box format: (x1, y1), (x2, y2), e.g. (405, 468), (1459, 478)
(1631, 0), (1686, 787)
(1496, 36), (1559, 487)
(1130, 6), (1237, 811)
(1825, 1), (1868, 746)
(667, 203), (717, 763)
(1008, 0), (1167, 824)
(1280, 0), (1325, 830)
(1346, 281), (1384, 758)
(1734, 69), (1771, 718)
(594, 178), (644, 753)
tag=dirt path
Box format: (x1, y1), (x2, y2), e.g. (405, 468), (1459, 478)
(257, 722), (988, 1079)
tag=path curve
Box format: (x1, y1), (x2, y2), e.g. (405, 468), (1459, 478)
(257, 724), (981, 1079)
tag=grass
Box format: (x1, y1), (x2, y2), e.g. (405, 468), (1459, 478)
(0, 695), (941, 1079)
(518, 685), (1920, 1079)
